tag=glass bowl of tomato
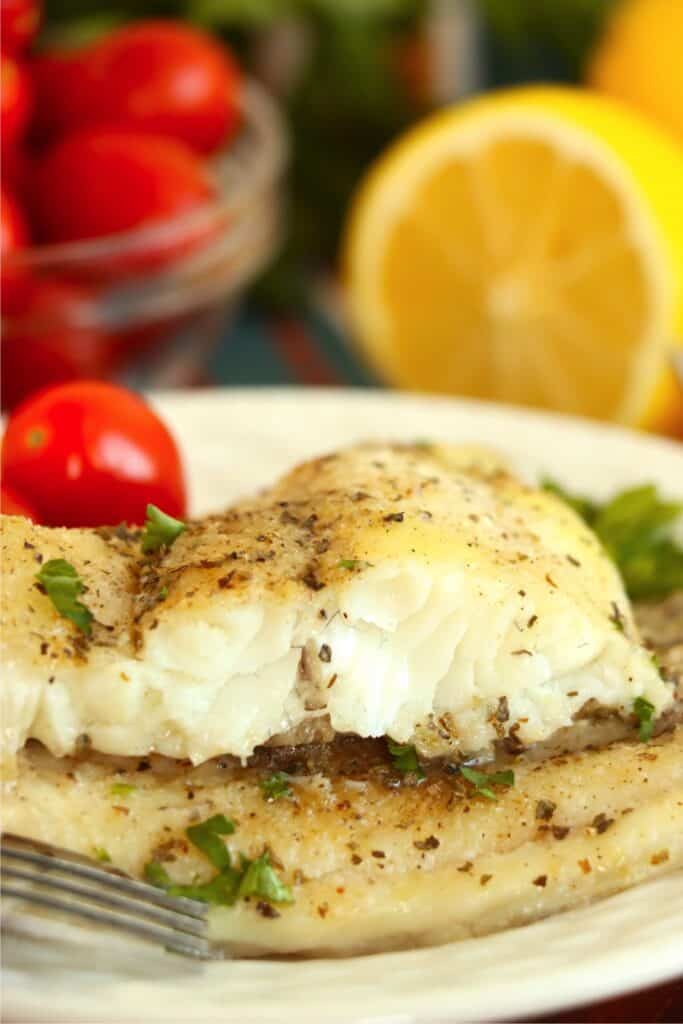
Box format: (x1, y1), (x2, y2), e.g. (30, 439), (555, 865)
(1, 80), (287, 410)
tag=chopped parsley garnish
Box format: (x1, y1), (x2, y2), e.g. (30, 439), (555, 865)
(93, 847), (111, 863)
(542, 480), (683, 600)
(387, 740), (425, 780)
(338, 558), (373, 571)
(35, 559), (93, 635)
(109, 783), (136, 798)
(141, 504), (186, 554)
(260, 772), (293, 802)
(144, 814), (292, 907)
(186, 814), (235, 869)
(633, 696), (656, 742)
(460, 765), (515, 801)
(237, 851), (294, 904)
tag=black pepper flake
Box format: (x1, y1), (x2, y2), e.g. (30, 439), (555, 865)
(566, 554), (581, 567)
(533, 874), (548, 887)
(302, 570), (325, 591)
(256, 901), (281, 919)
(34, 552), (43, 564)
(351, 854), (362, 865)
(552, 825), (570, 840)
(457, 861), (473, 873)
(383, 512), (404, 523)
(480, 873), (493, 886)
(496, 696), (510, 723)
(137, 760), (151, 772)
(218, 572), (236, 589)
(48, 676), (55, 685)
(609, 601), (625, 632)
(40, 641), (49, 656)
(591, 813), (614, 834)
(318, 643), (332, 663)
(414, 835), (440, 851)
(535, 799), (556, 821)
(512, 648), (533, 656)
(371, 850), (385, 859)
(317, 903), (329, 919)
(527, 614), (538, 628)
(352, 491), (371, 502)
(545, 573), (558, 588)
(504, 722), (525, 754)
(23, 541), (35, 550)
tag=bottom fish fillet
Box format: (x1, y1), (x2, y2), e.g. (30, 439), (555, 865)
(3, 724), (682, 957)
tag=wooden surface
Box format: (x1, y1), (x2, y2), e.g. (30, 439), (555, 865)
(529, 976), (683, 1022)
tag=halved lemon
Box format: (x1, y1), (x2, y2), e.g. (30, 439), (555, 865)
(343, 86), (683, 430)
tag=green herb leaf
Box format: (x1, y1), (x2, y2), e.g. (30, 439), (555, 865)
(633, 696), (656, 742)
(144, 816), (292, 908)
(109, 783), (136, 798)
(167, 868), (243, 906)
(93, 847), (111, 863)
(237, 851), (294, 904)
(541, 478), (598, 522)
(460, 765), (515, 801)
(387, 739), (425, 780)
(338, 558), (373, 570)
(141, 504), (186, 554)
(186, 814), (236, 870)
(542, 480), (683, 601)
(35, 559), (93, 635)
(260, 772), (293, 802)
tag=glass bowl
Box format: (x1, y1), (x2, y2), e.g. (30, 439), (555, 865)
(1, 81), (287, 409)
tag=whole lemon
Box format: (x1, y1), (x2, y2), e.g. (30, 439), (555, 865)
(588, 0), (683, 143)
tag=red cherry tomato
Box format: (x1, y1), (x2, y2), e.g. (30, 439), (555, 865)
(1, 380), (187, 527)
(31, 129), (213, 245)
(1, 142), (31, 199)
(1, 0), (41, 57)
(1, 185), (31, 316)
(68, 20), (241, 154)
(1, 56), (32, 151)
(1, 483), (38, 519)
(1, 186), (29, 252)
(1, 276), (116, 410)
(29, 49), (95, 145)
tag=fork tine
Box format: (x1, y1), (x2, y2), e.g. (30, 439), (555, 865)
(2, 882), (210, 959)
(3, 863), (206, 938)
(1, 834), (207, 919)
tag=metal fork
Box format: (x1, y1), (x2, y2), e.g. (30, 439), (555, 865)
(1, 833), (216, 959)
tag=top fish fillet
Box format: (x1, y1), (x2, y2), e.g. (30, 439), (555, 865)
(0, 443), (672, 767)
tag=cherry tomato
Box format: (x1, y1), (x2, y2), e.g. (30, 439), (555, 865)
(1, 276), (116, 410)
(1, 185), (31, 316)
(31, 129), (213, 245)
(1, 142), (31, 199)
(1, 56), (32, 151)
(29, 49), (95, 145)
(1, 380), (187, 526)
(1, 186), (29, 252)
(69, 20), (241, 154)
(1, 0), (41, 57)
(1, 483), (38, 519)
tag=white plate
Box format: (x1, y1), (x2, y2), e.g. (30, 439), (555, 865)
(4, 388), (683, 1024)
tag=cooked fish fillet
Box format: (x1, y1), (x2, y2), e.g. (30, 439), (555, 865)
(1, 443), (672, 767)
(4, 727), (683, 957)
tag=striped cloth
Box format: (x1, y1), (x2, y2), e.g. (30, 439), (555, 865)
(208, 301), (378, 389)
